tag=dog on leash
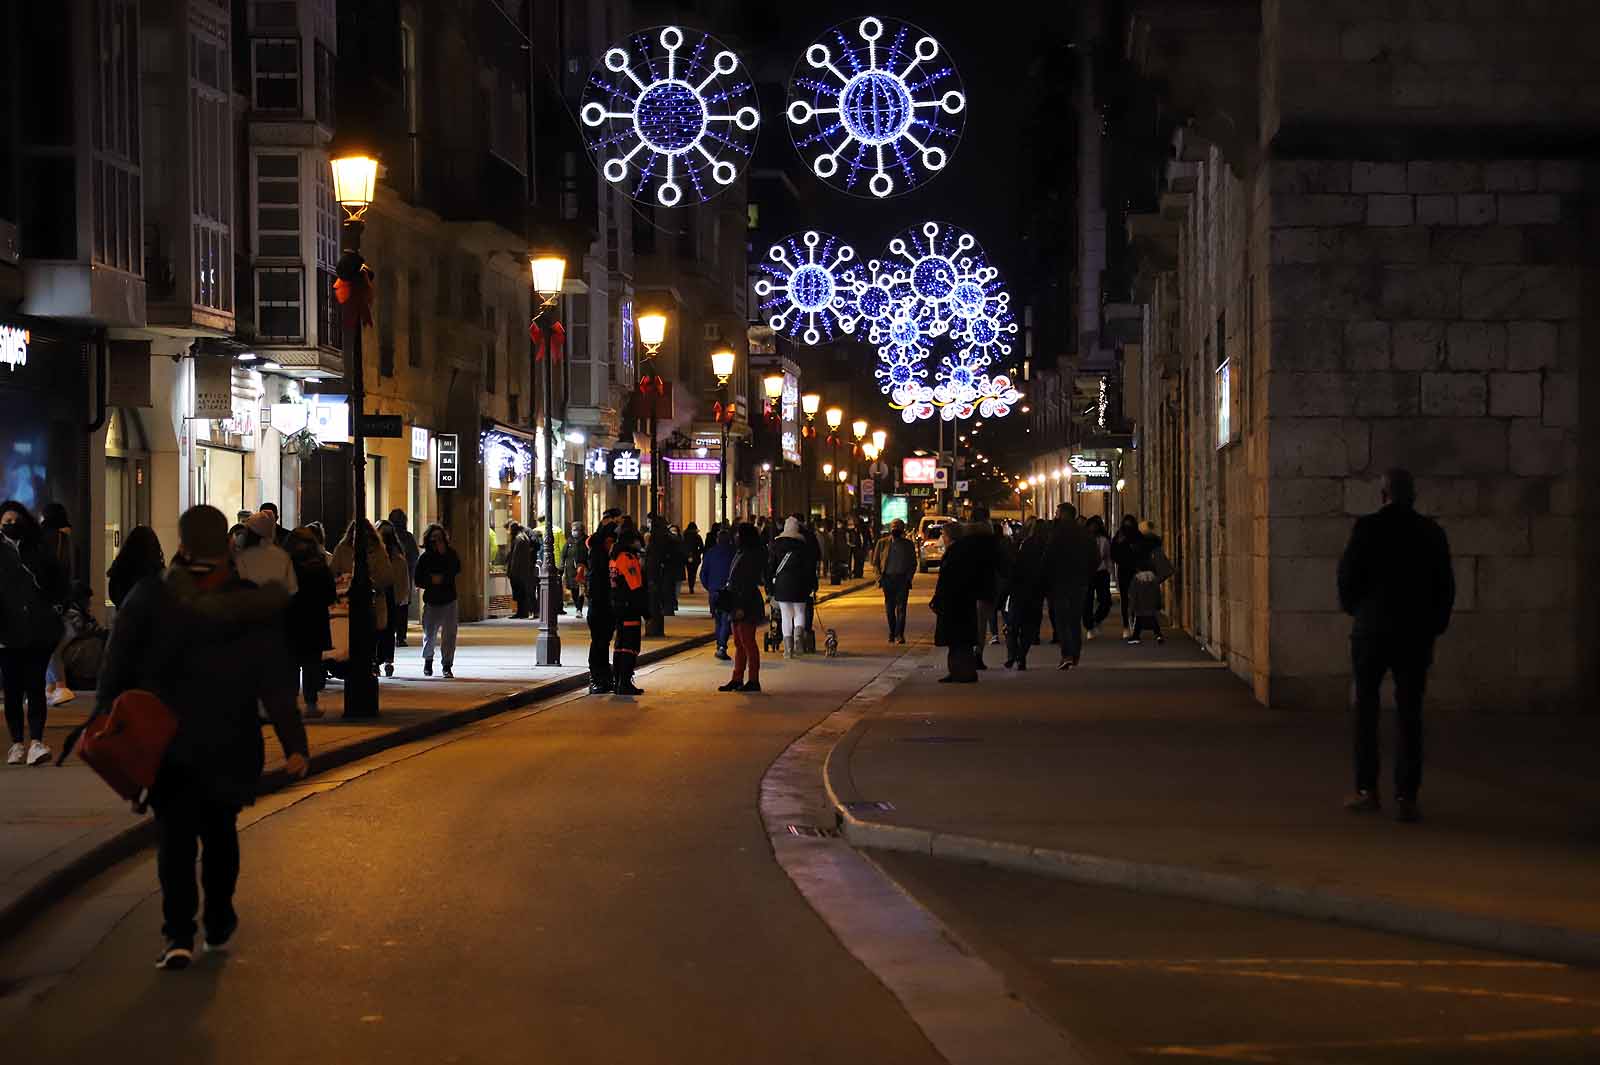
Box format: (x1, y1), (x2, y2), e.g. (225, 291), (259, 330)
(823, 628), (839, 657)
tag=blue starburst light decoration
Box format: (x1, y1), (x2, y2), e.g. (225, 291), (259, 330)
(580, 26), (760, 207)
(786, 16), (967, 199)
(754, 231), (861, 345)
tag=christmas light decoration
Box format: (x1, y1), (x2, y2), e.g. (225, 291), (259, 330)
(580, 26), (760, 207)
(754, 231), (861, 345)
(786, 15), (966, 199)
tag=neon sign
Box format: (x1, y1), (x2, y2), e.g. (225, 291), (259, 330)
(0, 325), (28, 371)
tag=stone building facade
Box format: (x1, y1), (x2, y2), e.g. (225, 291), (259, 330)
(1121, 1), (1598, 712)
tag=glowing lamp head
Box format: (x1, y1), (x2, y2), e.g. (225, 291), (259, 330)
(531, 255), (567, 301)
(710, 348), (736, 383)
(871, 429), (887, 451)
(837, 470), (848, 483)
(850, 418), (868, 441)
(763, 372), (785, 400)
(802, 392), (821, 419)
(862, 444), (879, 461)
(329, 153), (378, 216)
(822, 462), (833, 477)
(1051, 469), (1063, 480)
(825, 406), (843, 431)
(637, 312), (668, 350)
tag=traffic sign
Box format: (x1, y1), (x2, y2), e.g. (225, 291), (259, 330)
(932, 467), (949, 488)
(356, 413), (403, 438)
(955, 480), (969, 494)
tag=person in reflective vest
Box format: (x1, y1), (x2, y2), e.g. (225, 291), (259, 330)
(609, 527), (649, 696)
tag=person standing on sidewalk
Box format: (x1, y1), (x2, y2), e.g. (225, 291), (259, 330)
(285, 528), (336, 719)
(767, 517), (818, 660)
(387, 509), (420, 646)
(95, 504), (309, 969)
(1004, 517), (1050, 670)
(584, 510), (622, 694)
(683, 522), (704, 594)
(1, 500), (67, 766)
(609, 525), (649, 697)
(1337, 468), (1455, 823)
(878, 519), (916, 644)
(107, 525), (165, 611)
(413, 524), (461, 679)
(1045, 504), (1097, 671)
(376, 522), (409, 677)
(506, 522), (535, 619)
(718, 523), (768, 693)
(562, 521), (588, 618)
(333, 519), (393, 677)
(1082, 515), (1114, 641)
(1125, 524), (1174, 645)
(1109, 514), (1144, 639)
(700, 526), (736, 660)
(931, 522), (980, 683)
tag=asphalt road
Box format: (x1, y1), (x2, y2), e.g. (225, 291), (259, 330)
(873, 851), (1600, 1064)
(1, 584), (947, 1065)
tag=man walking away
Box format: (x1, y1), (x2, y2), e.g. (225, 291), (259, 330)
(930, 523), (980, 683)
(387, 509), (420, 645)
(1337, 469), (1455, 823)
(1124, 524), (1174, 644)
(878, 519), (916, 643)
(584, 510), (622, 693)
(1109, 514), (1144, 639)
(700, 526), (736, 660)
(1046, 504), (1097, 670)
(1005, 518), (1049, 669)
(1083, 515), (1113, 640)
(95, 505), (309, 970)
(610, 525), (649, 696)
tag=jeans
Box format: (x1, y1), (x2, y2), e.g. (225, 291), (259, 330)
(730, 621), (760, 682)
(1352, 635), (1431, 800)
(1051, 589), (1085, 661)
(390, 597), (410, 646)
(713, 609), (732, 651)
(1084, 572), (1112, 630)
(152, 773), (241, 945)
(881, 575), (911, 638)
(777, 600), (806, 640)
(1117, 574), (1135, 628)
(1131, 615), (1164, 640)
(421, 600), (459, 667)
(1, 647), (51, 743)
(587, 608), (614, 687)
(1006, 602), (1040, 665)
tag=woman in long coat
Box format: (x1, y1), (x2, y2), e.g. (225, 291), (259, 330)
(929, 523), (980, 683)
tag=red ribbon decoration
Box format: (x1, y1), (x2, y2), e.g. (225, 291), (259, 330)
(334, 266), (374, 328)
(529, 320), (568, 361)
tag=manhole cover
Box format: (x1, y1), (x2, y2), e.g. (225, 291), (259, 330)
(843, 800), (896, 814)
(896, 736), (982, 744)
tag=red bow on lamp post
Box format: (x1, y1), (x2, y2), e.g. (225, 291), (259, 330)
(333, 254), (374, 327)
(529, 320), (566, 361)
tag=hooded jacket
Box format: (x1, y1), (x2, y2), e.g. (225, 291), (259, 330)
(96, 563), (307, 807)
(768, 519), (819, 603)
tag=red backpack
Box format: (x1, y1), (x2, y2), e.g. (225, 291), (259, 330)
(60, 690), (178, 802)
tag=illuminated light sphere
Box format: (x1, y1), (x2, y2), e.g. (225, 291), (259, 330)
(755, 230), (860, 345)
(881, 222), (992, 333)
(580, 26), (760, 207)
(786, 15), (967, 199)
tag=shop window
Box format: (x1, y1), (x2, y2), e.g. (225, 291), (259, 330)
(256, 266), (304, 340)
(255, 153), (300, 257)
(252, 37), (299, 112)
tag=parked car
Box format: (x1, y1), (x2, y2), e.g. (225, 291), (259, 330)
(916, 515), (953, 572)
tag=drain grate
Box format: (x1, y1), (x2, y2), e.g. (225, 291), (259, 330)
(896, 736), (982, 744)
(843, 800), (896, 814)
(785, 824), (839, 838)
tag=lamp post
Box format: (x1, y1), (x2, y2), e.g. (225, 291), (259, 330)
(330, 150), (379, 720)
(801, 392), (820, 516)
(637, 311), (667, 635)
(849, 419), (867, 524)
(710, 347), (735, 524)
(825, 406), (843, 520)
(762, 372), (783, 516)
(530, 252), (567, 666)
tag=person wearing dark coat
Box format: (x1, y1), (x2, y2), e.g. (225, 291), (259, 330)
(829, 522), (850, 584)
(506, 522), (536, 618)
(95, 504), (309, 968)
(285, 528), (337, 718)
(877, 519), (918, 643)
(962, 508), (1002, 670)
(1336, 468), (1455, 823)
(645, 516), (683, 620)
(1045, 504), (1098, 670)
(1004, 518), (1050, 670)
(930, 523), (981, 683)
(699, 527), (737, 660)
(1109, 514), (1144, 638)
(413, 524), (462, 678)
(683, 522), (704, 593)
(584, 510), (623, 694)
(107, 525), (166, 610)
(718, 523), (769, 692)
(1, 501), (68, 766)
(387, 509), (420, 645)
(1124, 526), (1174, 643)
(767, 517), (819, 659)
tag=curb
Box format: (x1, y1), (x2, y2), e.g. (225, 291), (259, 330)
(824, 721), (1600, 967)
(0, 582), (878, 947)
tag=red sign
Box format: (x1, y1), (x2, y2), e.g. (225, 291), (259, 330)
(902, 456), (938, 485)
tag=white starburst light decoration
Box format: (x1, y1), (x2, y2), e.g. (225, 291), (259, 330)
(755, 231), (860, 345)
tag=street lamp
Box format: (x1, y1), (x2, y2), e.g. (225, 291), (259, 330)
(530, 250), (566, 666)
(802, 391), (821, 422)
(871, 428), (887, 453)
(709, 347), (735, 523)
(710, 348), (736, 384)
(825, 406), (843, 432)
(762, 372), (785, 403)
(638, 312), (667, 357)
(822, 462), (833, 477)
(330, 148), (379, 719)
(824, 407), (843, 519)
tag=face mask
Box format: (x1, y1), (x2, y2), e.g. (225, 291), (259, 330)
(1, 524), (20, 541)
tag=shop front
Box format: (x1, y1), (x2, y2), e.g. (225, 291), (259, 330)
(480, 424), (537, 618)
(0, 318), (90, 541)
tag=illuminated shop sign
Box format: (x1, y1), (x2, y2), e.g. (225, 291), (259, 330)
(0, 325), (29, 371)
(411, 426), (430, 462)
(665, 457), (721, 475)
(1069, 455), (1109, 477)
(902, 456), (937, 484)
(609, 448), (642, 482)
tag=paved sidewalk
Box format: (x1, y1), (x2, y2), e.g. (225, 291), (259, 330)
(829, 626), (1600, 961)
(0, 589), (838, 943)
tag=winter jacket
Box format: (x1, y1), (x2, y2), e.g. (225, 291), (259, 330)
(287, 554), (337, 663)
(332, 537), (395, 629)
(1337, 503), (1455, 641)
(1008, 535), (1050, 611)
(1110, 528), (1144, 579)
(1045, 521), (1098, 599)
(961, 523), (1000, 605)
(930, 534), (982, 648)
(767, 535), (819, 603)
(610, 545), (648, 620)
(388, 512), (420, 581)
(235, 542), (299, 595)
(1128, 537), (1175, 617)
(721, 547), (767, 621)
(96, 563), (307, 807)
(413, 547), (461, 606)
(507, 531), (537, 589)
(879, 536), (917, 579)
(0, 535), (67, 648)
(388, 546), (412, 607)
(700, 541), (736, 598)
(585, 525), (620, 609)
(561, 539), (588, 587)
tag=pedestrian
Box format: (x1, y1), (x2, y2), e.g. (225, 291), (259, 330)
(387, 509), (420, 646)
(964, 507), (1001, 670)
(768, 516), (818, 660)
(235, 510), (299, 594)
(830, 520), (850, 584)
(413, 523), (461, 678)
(1337, 469), (1455, 823)
(583, 510), (623, 694)
(1082, 515), (1114, 640)
(700, 526), (736, 660)
(847, 518), (865, 579)
(815, 518), (833, 581)
(717, 523), (767, 693)
(1124, 523), (1174, 645)
(645, 515), (682, 621)
(1, 500), (67, 765)
(506, 521), (535, 618)
(107, 525), (165, 610)
(1004, 517), (1050, 670)
(562, 521), (588, 617)
(1109, 514), (1144, 639)
(877, 518), (916, 644)
(988, 514), (1016, 648)
(377, 522), (409, 677)
(683, 521), (704, 593)
(39, 502), (77, 707)
(258, 502), (291, 547)
(930, 522), (980, 683)
(609, 524), (649, 696)
(332, 519), (394, 676)
(285, 527), (336, 718)
(94, 504), (309, 969)
(1045, 504), (1098, 671)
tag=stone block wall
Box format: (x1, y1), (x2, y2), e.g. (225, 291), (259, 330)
(1261, 158), (1590, 711)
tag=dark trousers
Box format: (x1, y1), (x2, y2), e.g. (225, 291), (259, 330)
(713, 610), (732, 651)
(730, 620), (760, 682)
(1006, 604), (1040, 664)
(1132, 615), (1164, 639)
(613, 617), (642, 683)
(1, 646), (50, 743)
(946, 645), (978, 681)
(881, 575), (911, 638)
(1084, 572), (1112, 630)
(587, 608), (615, 687)
(1050, 589), (1085, 661)
(1117, 572), (1136, 628)
(510, 577), (529, 618)
(391, 597), (410, 646)
(300, 661), (325, 706)
(1352, 636), (1431, 800)
(153, 780), (242, 944)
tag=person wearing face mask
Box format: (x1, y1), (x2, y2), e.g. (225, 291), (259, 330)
(1, 501), (69, 766)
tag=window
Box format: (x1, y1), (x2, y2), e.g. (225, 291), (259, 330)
(251, 37), (299, 111)
(407, 270), (424, 367)
(400, 23), (419, 194)
(191, 30), (231, 311)
(92, 0), (142, 276)
(567, 292), (592, 407)
(747, 202), (759, 230)
(256, 267), (303, 340)
(317, 265), (341, 350)
(255, 153), (299, 257)
(313, 42), (335, 127)
(251, 1), (297, 31)
(315, 158), (337, 268)
(486, 60), (528, 173)
(379, 270), (396, 376)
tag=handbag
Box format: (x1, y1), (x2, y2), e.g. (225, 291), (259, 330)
(59, 689), (179, 802)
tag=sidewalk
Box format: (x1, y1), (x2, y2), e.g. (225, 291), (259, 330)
(828, 631), (1600, 962)
(0, 590), (822, 944)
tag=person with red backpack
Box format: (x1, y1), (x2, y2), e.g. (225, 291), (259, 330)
(95, 504), (309, 970)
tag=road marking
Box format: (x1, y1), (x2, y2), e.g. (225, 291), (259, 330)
(1050, 957), (1566, 969)
(1142, 1025), (1600, 1060)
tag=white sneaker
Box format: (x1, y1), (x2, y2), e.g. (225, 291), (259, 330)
(1086, 628), (1097, 641)
(46, 686), (76, 707)
(1121, 626), (1132, 640)
(6, 742), (24, 765)
(26, 740), (51, 767)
